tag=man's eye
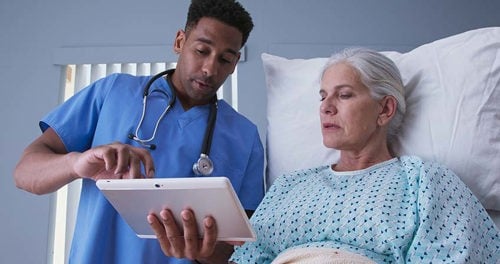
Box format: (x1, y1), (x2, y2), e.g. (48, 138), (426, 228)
(220, 56), (235, 64)
(196, 49), (207, 55)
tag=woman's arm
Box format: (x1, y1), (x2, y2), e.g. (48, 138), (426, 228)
(406, 162), (499, 262)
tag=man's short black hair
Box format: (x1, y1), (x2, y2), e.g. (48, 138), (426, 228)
(186, 0), (254, 47)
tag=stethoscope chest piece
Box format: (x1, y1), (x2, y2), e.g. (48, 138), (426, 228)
(193, 153), (214, 176)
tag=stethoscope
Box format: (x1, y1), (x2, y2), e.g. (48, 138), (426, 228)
(128, 69), (218, 176)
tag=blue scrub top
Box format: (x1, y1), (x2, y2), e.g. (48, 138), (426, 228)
(41, 73), (265, 264)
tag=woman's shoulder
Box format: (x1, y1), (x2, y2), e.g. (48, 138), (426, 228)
(398, 155), (462, 186)
(399, 155), (424, 166)
(399, 155), (452, 171)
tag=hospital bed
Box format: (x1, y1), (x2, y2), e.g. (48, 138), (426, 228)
(261, 27), (500, 227)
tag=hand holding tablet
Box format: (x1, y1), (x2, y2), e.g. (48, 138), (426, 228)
(96, 177), (256, 241)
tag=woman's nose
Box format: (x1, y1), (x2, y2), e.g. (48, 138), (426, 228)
(320, 100), (337, 115)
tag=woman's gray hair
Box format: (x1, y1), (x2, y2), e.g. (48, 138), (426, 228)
(320, 47), (406, 142)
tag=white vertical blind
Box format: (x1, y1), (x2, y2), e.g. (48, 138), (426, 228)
(121, 63), (136, 75)
(231, 66), (239, 111)
(106, 63), (121, 75)
(74, 64), (91, 92)
(136, 63), (150, 76)
(90, 64), (106, 82)
(151, 62), (167, 74)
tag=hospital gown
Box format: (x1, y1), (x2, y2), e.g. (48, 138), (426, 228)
(230, 156), (499, 263)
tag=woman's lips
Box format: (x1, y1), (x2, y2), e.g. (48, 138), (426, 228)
(323, 122), (340, 129)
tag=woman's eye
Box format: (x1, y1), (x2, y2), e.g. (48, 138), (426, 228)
(339, 93), (352, 99)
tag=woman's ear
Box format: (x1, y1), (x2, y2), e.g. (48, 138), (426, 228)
(173, 30), (186, 54)
(377, 95), (397, 126)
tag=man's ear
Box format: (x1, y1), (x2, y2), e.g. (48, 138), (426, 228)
(173, 30), (186, 54)
(377, 95), (397, 126)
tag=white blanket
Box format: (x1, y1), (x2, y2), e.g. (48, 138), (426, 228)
(272, 247), (376, 264)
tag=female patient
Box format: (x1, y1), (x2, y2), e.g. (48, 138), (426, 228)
(150, 48), (499, 263)
(230, 48), (499, 263)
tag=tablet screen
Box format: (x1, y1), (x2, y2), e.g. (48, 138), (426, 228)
(96, 177), (256, 241)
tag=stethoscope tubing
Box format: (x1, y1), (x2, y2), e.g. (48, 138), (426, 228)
(129, 69), (217, 175)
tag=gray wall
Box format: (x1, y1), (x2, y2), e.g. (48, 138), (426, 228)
(2, 1), (499, 263)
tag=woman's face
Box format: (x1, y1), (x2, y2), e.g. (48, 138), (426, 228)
(319, 63), (383, 151)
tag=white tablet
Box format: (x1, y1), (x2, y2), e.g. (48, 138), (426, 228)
(96, 177), (256, 241)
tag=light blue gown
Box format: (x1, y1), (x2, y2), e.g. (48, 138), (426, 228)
(231, 156), (499, 263)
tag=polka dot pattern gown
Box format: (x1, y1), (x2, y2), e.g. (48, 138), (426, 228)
(230, 156), (500, 263)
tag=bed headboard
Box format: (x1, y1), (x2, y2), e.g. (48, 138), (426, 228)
(262, 27), (500, 215)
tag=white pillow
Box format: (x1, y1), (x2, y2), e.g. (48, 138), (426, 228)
(263, 27), (500, 211)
